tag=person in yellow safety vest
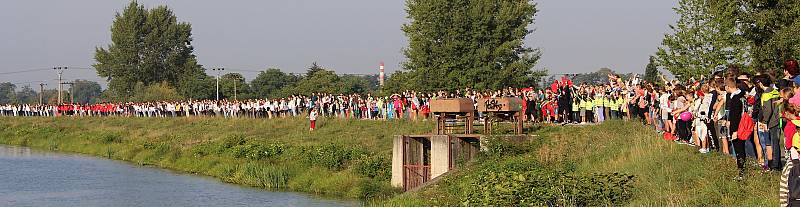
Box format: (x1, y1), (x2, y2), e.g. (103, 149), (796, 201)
(609, 95), (620, 119)
(572, 98), (580, 124)
(603, 95), (613, 120)
(594, 95), (605, 122)
(580, 97), (588, 123)
(616, 97), (625, 120)
(588, 95), (597, 123)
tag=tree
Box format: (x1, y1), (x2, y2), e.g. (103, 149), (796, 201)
(250, 68), (299, 98)
(14, 85), (38, 104)
(400, 0), (545, 91)
(219, 73), (251, 100)
(177, 72), (215, 100)
(131, 82), (183, 102)
(0, 82), (16, 104)
(306, 62), (325, 78)
(656, 0), (747, 81)
(94, 1), (203, 99)
(572, 68), (617, 85)
(292, 68), (342, 95)
(709, 0), (800, 71)
(70, 80), (102, 104)
(339, 75), (371, 95)
(644, 56), (659, 83)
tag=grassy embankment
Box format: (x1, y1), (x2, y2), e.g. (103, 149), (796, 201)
(379, 120), (778, 207)
(0, 117), (778, 206)
(0, 116), (432, 200)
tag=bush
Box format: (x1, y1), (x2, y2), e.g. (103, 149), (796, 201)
(353, 154), (391, 180)
(482, 136), (532, 158)
(461, 170), (635, 206)
(303, 143), (362, 170)
(98, 133), (123, 144)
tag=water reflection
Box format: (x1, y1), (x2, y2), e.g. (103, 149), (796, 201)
(0, 145), (358, 207)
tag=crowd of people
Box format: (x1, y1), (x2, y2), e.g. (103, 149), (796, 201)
(2, 60), (798, 204)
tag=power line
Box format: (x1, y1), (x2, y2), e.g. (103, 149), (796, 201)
(0, 68), (51, 76)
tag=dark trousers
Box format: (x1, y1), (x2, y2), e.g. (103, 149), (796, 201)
(733, 139), (746, 174)
(676, 120), (691, 142)
(771, 126), (783, 169)
(707, 121), (719, 150)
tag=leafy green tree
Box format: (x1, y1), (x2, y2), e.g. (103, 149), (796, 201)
(572, 68), (617, 85)
(292, 69), (342, 95)
(656, 0), (747, 81)
(339, 75), (371, 95)
(0, 82), (16, 104)
(400, 0), (545, 91)
(306, 62), (325, 78)
(177, 72), (215, 100)
(94, 1), (203, 99)
(250, 68), (299, 98)
(219, 73), (251, 100)
(709, 0), (800, 71)
(70, 80), (102, 104)
(131, 82), (183, 102)
(14, 85), (37, 104)
(644, 56), (659, 83)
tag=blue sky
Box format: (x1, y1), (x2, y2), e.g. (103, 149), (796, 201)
(0, 0), (677, 89)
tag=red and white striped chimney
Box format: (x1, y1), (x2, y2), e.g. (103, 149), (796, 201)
(379, 61), (385, 86)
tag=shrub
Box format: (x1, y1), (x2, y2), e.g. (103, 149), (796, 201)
(461, 170), (635, 206)
(303, 143), (362, 170)
(353, 154), (391, 180)
(482, 136), (531, 158)
(98, 133), (123, 144)
(221, 134), (246, 148)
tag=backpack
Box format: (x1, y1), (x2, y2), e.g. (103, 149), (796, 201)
(737, 112), (754, 141)
(663, 132), (676, 141)
(737, 97), (754, 141)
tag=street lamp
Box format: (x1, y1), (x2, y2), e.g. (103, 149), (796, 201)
(212, 68), (225, 101)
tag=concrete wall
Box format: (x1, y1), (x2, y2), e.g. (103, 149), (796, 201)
(430, 135), (450, 178)
(391, 135), (404, 188)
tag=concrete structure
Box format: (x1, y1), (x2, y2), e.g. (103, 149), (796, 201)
(478, 97), (525, 134)
(391, 134), (482, 191)
(430, 98), (476, 135)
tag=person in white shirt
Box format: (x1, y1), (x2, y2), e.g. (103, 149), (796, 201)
(309, 108), (318, 131)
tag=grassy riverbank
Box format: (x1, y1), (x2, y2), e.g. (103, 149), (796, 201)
(0, 117), (778, 206)
(0, 116), (432, 200)
(378, 120), (778, 206)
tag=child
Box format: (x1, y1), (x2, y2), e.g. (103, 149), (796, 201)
(781, 92), (800, 206)
(309, 108), (318, 131)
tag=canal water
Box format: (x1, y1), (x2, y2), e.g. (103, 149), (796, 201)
(0, 145), (358, 207)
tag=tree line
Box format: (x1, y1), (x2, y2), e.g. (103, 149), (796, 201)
(655, 0), (800, 80)
(85, 0), (546, 102)
(0, 80), (102, 105)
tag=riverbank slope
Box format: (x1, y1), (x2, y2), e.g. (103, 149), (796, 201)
(379, 120), (778, 206)
(0, 117), (778, 206)
(0, 116), (432, 200)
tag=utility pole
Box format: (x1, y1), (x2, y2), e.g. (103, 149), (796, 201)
(39, 83), (47, 105)
(233, 77), (238, 101)
(63, 82), (75, 104)
(212, 68), (225, 101)
(53, 67), (67, 105)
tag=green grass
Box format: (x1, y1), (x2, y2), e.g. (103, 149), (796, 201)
(0, 116), (432, 200)
(374, 120), (778, 207)
(0, 117), (777, 206)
